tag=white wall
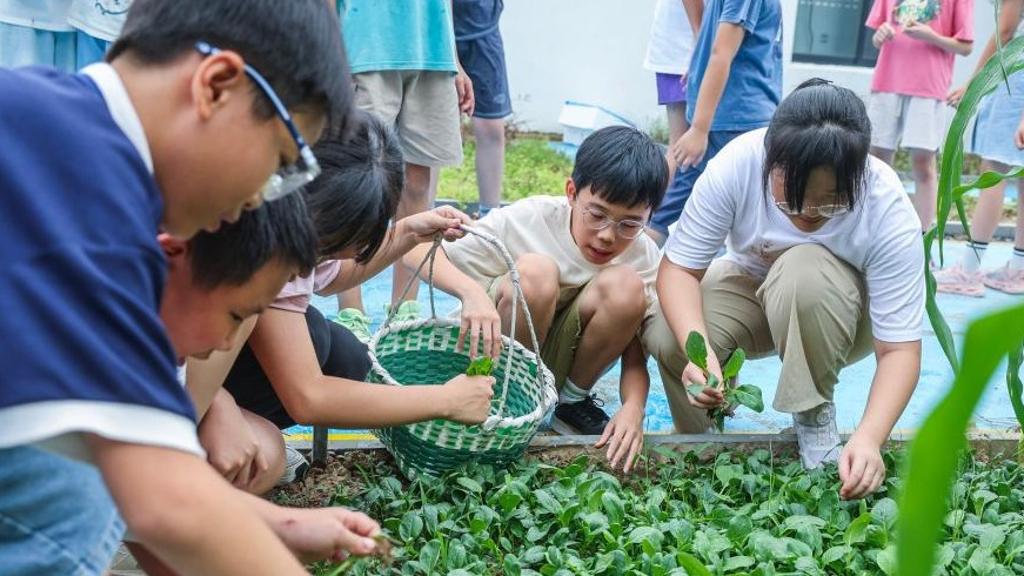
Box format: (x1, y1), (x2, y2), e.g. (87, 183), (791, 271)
(501, 0), (996, 133)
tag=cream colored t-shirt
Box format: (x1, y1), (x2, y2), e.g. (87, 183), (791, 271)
(442, 195), (662, 319)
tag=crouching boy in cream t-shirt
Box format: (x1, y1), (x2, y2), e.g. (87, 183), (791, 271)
(403, 126), (669, 473)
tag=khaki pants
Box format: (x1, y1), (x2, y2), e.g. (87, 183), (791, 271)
(642, 244), (874, 433)
(353, 71), (463, 168)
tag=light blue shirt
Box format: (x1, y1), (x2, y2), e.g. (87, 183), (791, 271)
(0, 0), (73, 32)
(686, 0), (783, 132)
(338, 0), (457, 74)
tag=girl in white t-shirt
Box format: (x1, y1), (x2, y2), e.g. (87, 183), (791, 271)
(650, 79), (925, 500)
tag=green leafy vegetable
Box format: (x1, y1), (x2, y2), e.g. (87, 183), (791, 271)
(466, 356), (494, 376)
(684, 331), (761, 431)
(310, 448), (1024, 575)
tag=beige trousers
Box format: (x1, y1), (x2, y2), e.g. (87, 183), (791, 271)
(642, 244), (875, 433)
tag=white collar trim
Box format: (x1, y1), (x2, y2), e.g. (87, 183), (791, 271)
(81, 63), (154, 175)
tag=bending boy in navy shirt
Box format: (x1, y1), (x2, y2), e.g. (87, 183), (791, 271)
(0, 0), (364, 573)
(647, 0), (783, 244)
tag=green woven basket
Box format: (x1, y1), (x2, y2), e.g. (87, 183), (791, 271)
(368, 226), (557, 479)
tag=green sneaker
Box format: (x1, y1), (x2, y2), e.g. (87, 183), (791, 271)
(388, 300), (421, 324)
(334, 308), (372, 343)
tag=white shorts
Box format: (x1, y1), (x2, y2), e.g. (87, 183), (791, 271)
(868, 92), (948, 152)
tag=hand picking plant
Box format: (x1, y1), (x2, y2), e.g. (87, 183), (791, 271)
(466, 356), (495, 376)
(685, 331), (764, 431)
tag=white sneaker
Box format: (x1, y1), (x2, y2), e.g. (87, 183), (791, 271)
(793, 402), (841, 470)
(276, 445), (310, 486)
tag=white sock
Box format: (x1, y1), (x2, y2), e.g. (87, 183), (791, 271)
(961, 240), (988, 273)
(1011, 247), (1024, 271)
(559, 378), (589, 403)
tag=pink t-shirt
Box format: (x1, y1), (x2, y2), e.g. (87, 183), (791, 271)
(271, 260), (342, 313)
(866, 0), (973, 100)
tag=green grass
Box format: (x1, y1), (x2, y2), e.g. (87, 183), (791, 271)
(437, 137), (573, 206)
(313, 449), (1024, 575)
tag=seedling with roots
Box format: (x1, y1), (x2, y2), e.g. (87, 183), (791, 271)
(684, 331), (764, 431)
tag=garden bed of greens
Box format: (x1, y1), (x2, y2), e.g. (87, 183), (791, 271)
(273, 446), (1024, 576)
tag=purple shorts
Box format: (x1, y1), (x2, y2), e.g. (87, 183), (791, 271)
(656, 73), (687, 105)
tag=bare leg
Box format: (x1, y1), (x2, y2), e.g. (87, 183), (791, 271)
(391, 162), (434, 306)
(871, 146), (896, 165)
(667, 102), (688, 143)
(968, 160), (1011, 244)
(1017, 183), (1024, 249)
(241, 409), (287, 496)
(910, 148), (938, 231)
(472, 117), (505, 213)
(568, 266), (646, 390)
(495, 253), (560, 346)
(647, 102), (690, 247)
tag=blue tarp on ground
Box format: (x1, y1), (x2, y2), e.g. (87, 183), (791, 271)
(289, 240), (1022, 437)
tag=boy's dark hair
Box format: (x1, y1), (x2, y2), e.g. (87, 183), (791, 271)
(571, 126), (669, 210)
(108, 0), (351, 127)
(303, 110), (404, 264)
(762, 78), (871, 212)
(189, 193), (316, 289)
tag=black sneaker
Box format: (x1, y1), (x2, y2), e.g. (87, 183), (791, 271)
(551, 396), (610, 436)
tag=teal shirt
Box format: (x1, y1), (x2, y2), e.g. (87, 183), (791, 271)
(339, 0), (458, 74)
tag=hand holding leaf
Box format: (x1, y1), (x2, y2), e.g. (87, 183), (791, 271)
(683, 331), (763, 431)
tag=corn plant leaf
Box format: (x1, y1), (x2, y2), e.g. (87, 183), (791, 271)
(931, 44), (1024, 271)
(685, 331), (709, 372)
(1009, 338), (1024, 435)
(721, 348), (747, 380)
(897, 303), (1024, 576)
(925, 35), (1024, 370)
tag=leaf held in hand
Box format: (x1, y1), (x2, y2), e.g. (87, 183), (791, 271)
(685, 331), (709, 371)
(466, 356), (494, 376)
(721, 349), (746, 380)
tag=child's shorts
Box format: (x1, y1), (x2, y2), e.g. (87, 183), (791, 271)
(656, 72), (686, 106)
(0, 22), (77, 72)
(868, 92), (948, 152)
(0, 446), (125, 576)
(486, 276), (586, 390)
(971, 72), (1024, 168)
(224, 306), (371, 429)
(353, 70), (463, 168)
(456, 30), (512, 120)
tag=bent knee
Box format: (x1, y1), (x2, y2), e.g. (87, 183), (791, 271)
(592, 266), (646, 318)
(515, 254), (560, 304)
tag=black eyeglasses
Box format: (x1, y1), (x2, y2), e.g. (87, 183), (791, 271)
(194, 41), (321, 201)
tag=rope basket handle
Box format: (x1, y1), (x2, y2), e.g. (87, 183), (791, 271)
(382, 224), (549, 431)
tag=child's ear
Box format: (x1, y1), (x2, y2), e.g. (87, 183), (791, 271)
(157, 233), (189, 263)
(191, 50), (247, 121)
(565, 178), (577, 202)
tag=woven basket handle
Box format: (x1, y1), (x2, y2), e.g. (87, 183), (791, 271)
(384, 224), (547, 431)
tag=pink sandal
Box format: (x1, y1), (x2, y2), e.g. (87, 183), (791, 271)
(982, 264), (1024, 295)
(934, 264), (986, 297)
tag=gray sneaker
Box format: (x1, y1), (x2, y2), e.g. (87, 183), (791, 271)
(793, 402), (841, 470)
(276, 445), (310, 486)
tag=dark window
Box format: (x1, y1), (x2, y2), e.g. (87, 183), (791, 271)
(792, 0), (880, 67)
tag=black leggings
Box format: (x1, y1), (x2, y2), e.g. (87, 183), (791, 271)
(223, 306), (371, 429)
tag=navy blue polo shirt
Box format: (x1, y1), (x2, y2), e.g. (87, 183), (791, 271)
(0, 64), (201, 459)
